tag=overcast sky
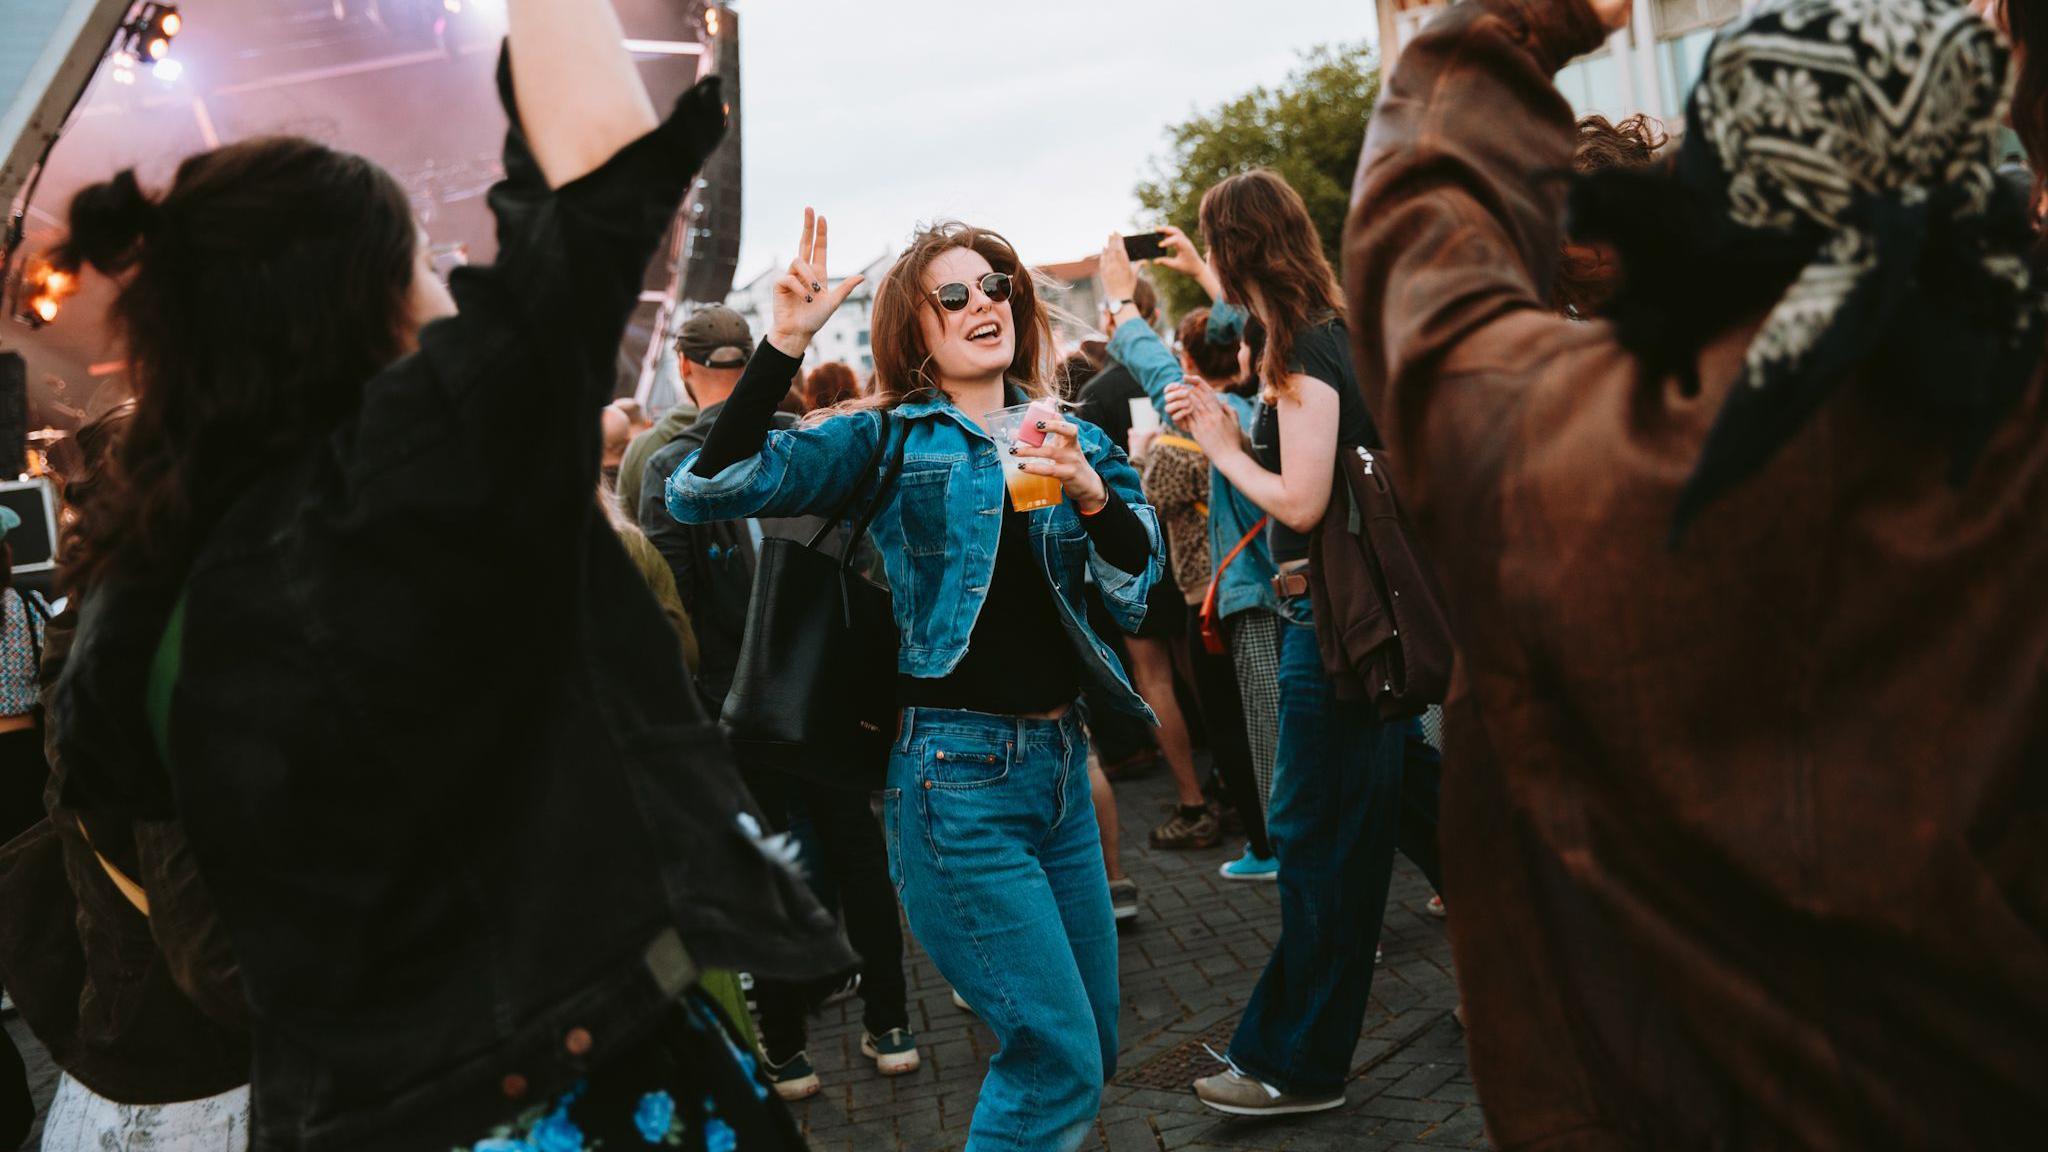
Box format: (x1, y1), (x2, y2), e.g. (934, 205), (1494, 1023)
(732, 1), (1377, 285)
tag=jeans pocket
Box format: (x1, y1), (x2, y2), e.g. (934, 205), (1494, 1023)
(922, 739), (1014, 790)
(881, 788), (904, 894)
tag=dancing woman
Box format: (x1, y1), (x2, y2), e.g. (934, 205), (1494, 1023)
(47, 0), (849, 1146)
(667, 210), (1162, 1152)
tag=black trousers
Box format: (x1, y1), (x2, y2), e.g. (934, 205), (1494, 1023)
(0, 1022), (30, 1152)
(1080, 584), (1160, 764)
(740, 767), (909, 1058)
(1184, 607), (1271, 859)
(0, 726), (47, 847)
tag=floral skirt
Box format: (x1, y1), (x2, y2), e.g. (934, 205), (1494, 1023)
(461, 992), (799, 1152)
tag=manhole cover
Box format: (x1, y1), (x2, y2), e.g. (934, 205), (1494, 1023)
(1116, 1018), (1238, 1091)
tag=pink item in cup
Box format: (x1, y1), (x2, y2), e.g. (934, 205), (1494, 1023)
(1011, 400), (1062, 448)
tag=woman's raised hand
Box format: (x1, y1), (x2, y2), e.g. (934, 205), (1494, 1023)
(766, 207), (865, 359)
(1157, 225), (1222, 300)
(1099, 234), (1139, 303)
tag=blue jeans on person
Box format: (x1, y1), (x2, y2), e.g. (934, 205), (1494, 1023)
(1226, 600), (1414, 1098)
(882, 706), (1118, 1152)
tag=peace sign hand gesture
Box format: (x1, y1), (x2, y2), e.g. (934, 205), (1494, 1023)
(766, 207), (866, 359)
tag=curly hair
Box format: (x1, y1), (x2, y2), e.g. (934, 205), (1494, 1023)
(1556, 114), (1667, 316)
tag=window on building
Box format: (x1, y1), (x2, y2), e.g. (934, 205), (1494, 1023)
(1654, 0), (1739, 38)
(858, 330), (870, 347)
(1555, 49), (1628, 119)
(1657, 26), (1717, 116)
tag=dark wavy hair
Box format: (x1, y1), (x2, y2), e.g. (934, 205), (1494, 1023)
(51, 138), (417, 591)
(1199, 170), (1344, 398)
(1556, 114), (1666, 316)
(1997, 0), (2048, 212)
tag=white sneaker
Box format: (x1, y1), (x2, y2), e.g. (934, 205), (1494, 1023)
(1192, 1047), (1344, 1116)
(860, 1027), (922, 1076)
(950, 988), (974, 1014)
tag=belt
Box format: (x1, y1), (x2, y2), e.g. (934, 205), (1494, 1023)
(1271, 571), (1311, 600)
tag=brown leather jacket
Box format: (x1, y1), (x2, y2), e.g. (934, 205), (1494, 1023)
(1348, 1), (2048, 1148)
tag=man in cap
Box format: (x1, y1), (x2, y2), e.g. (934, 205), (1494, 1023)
(617, 306), (754, 522)
(638, 308), (919, 1097)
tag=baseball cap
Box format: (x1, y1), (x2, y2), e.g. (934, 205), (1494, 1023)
(676, 306), (753, 368)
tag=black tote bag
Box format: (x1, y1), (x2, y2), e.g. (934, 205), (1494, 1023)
(720, 415), (903, 791)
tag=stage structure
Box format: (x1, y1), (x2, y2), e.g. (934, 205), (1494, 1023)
(1, 0), (740, 437)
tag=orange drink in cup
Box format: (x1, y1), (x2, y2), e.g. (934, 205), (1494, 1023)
(986, 401), (1066, 511)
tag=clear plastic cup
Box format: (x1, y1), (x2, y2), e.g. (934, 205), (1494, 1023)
(985, 401), (1066, 512)
(1127, 397), (1161, 439)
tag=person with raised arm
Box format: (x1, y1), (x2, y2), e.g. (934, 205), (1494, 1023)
(44, 0), (849, 1146)
(668, 209), (1162, 1152)
(1350, 0), (2048, 1146)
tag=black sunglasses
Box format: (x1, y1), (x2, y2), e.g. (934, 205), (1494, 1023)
(928, 272), (1014, 312)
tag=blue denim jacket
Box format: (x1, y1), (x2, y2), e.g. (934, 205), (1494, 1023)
(1108, 306), (1279, 620)
(665, 392), (1163, 719)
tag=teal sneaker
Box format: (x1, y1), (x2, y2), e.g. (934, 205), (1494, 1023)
(860, 1027), (923, 1076)
(760, 1049), (820, 1100)
(1218, 845), (1279, 882)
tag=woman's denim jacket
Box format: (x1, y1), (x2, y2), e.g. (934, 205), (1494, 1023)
(1108, 303), (1279, 620)
(666, 391), (1164, 719)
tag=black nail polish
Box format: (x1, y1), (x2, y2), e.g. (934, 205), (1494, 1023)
(804, 295), (814, 303)
(1036, 421), (1047, 430)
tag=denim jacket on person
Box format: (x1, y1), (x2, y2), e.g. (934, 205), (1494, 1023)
(49, 54), (852, 1152)
(666, 390), (1165, 719)
(1108, 305), (1279, 620)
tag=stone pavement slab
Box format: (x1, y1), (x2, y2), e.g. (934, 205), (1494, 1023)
(2, 754), (1486, 1152)
(789, 757), (1485, 1151)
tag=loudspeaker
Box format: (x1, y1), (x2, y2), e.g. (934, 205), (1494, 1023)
(0, 353), (25, 479)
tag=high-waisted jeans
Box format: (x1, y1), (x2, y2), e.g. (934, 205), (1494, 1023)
(883, 706), (1117, 1152)
(1227, 601), (1441, 1097)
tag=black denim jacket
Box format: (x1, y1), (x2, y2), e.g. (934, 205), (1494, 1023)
(51, 53), (853, 1152)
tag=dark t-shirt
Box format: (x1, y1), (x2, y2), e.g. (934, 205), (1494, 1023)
(1249, 316), (1378, 564)
(1075, 362), (1147, 454)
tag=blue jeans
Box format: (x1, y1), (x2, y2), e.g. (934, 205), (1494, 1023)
(1226, 602), (1416, 1097)
(883, 707), (1118, 1152)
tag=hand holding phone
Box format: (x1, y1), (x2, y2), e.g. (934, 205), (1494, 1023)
(1122, 231), (1168, 262)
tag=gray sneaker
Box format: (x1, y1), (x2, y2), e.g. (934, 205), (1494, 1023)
(1193, 1049), (1344, 1117)
(1108, 877), (1140, 922)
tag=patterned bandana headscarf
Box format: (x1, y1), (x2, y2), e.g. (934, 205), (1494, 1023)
(1656, 0), (2045, 535)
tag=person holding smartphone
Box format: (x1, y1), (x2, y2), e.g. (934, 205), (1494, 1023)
(668, 209), (1162, 1152)
(1162, 170), (1442, 1117)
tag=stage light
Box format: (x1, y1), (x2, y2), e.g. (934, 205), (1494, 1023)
(705, 7), (720, 36)
(120, 5), (183, 70)
(16, 261), (77, 330)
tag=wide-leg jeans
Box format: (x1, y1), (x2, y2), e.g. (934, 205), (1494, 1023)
(883, 706), (1118, 1152)
(1226, 601), (1412, 1097)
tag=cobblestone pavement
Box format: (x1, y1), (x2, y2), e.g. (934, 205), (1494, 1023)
(792, 756), (1483, 1152)
(3, 753), (1483, 1152)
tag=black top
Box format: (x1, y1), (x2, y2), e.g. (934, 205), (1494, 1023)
(1075, 361), (1148, 453)
(693, 341), (1151, 714)
(897, 498), (1077, 714)
(1250, 316), (1379, 564)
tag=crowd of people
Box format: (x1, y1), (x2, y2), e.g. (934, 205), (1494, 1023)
(0, 0), (2044, 1149)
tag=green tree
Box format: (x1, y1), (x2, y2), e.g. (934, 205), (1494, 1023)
(1135, 42), (1379, 316)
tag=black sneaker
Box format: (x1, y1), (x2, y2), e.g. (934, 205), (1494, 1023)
(761, 1049), (820, 1101)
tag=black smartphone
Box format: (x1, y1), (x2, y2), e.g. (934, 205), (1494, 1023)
(1123, 231), (1168, 261)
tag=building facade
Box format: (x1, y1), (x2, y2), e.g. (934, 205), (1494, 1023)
(1372, 0), (1746, 126)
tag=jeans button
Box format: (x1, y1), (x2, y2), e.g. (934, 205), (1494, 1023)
(564, 1027), (593, 1057)
(501, 1073), (529, 1100)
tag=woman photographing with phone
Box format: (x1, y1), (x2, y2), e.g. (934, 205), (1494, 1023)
(1162, 170), (1441, 1116)
(667, 211), (1161, 1152)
